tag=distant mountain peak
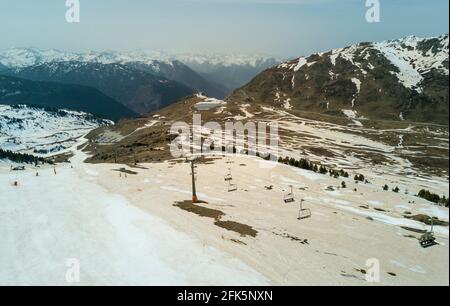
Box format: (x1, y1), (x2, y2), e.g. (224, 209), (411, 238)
(0, 48), (280, 100)
(0, 47), (279, 69)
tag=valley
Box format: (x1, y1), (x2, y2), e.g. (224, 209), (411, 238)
(0, 34), (448, 286)
(0, 48), (277, 104)
(84, 93), (449, 178)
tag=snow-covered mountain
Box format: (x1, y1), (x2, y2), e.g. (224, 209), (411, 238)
(0, 48), (168, 69)
(0, 48), (229, 101)
(320, 35), (449, 93)
(0, 48), (278, 70)
(231, 34), (449, 124)
(0, 48), (279, 96)
(0, 104), (111, 155)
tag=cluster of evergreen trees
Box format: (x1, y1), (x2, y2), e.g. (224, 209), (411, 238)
(0, 149), (51, 165)
(330, 169), (350, 178)
(276, 156), (349, 178)
(264, 155), (449, 208)
(382, 184), (400, 193)
(418, 189), (449, 207)
(354, 174), (366, 182)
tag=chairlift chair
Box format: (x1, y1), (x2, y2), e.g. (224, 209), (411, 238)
(283, 185), (295, 204)
(228, 181), (238, 192)
(224, 168), (233, 182)
(420, 218), (437, 248)
(298, 199), (312, 220)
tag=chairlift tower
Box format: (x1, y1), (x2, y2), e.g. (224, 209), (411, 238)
(188, 158), (198, 203)
(224, 168), (237, 192)
(224, 168), (233, 181)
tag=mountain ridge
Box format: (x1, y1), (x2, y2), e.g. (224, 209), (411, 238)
(77, 34), (449, 177)
(3, 61), (195, 114)
(0, 48), (279, 69)
(229, 34), (449, 125)
(0, 74), (136, 121)
(0, 48), (279, 97)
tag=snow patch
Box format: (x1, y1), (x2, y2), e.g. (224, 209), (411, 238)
(293, 57), (307, 72)
(351, 78), (361, 94)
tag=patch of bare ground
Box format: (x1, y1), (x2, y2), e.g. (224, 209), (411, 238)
(173, 200), (258, 237)
(403, 155), (449, 176)
(280, 130), (322, 140)
(196, 156), (221, 165)
(174, 200), (223, 219)
(286, 109), (354, 126)
(403, 214), (449, 227)
(404, 234), (418, 239)
(49, 151), (74, 164)
(401, 227), (427, 234)
(214, 221), (257, 238)
(350, 151), (394, 166)
(304, 146), (338, 158)
(112, 168), (138, 175)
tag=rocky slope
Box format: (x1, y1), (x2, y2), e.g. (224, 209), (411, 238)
(230, 35), (449, 125)
(181, 55), (279, 93)
(82, 91), (448, 178)
(3, 61), (194, 114)
(0, 75), (136, 121)
(126, 60), (228, 98)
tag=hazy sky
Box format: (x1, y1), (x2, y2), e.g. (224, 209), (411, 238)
(0, 0), (448, 57)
